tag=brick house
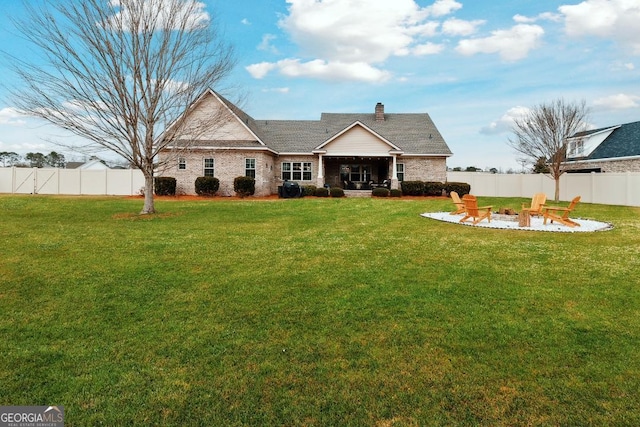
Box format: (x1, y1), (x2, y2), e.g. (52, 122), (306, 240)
(564, 120), (640, 173)
(158, 89), (452, 196)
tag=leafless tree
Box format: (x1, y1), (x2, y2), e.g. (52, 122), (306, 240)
(509, 99), (589, 201)
(7, 0), (235, 213)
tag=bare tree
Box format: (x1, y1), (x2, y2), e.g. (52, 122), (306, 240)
(7, 0), (235, 213)
(509, 99), (589, 201)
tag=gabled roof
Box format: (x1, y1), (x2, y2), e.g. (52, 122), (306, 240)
(167, 89), (452, 157)
(569, 120), (640, 160)
(253, 112), (451, 156)
(315, 121), (402, 152)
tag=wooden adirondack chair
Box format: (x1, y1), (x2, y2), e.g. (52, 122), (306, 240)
(460, 194), (492, 225)
(522, 193), (547, 216)
(542, 196), (581, 227)
(450, 191), (465, 214)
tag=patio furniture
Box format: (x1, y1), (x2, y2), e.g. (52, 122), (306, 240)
(542, 196), (581, 227)
(460, 194), (492, 225)
(449, 191), (465, 215)
(523, 193), (547, 216)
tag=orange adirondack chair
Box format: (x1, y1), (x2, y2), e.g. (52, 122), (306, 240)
(450, 191), (465, 214)
(542, 196), (581, 227)
(460, 194), (492, 225)
(522, 193), (547, 216)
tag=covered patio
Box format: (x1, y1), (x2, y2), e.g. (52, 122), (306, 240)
(317, 156), (399, 190)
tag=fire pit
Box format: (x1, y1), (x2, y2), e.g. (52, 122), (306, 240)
(493, 208), (519, 222)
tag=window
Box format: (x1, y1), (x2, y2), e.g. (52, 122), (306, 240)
(245, 158), (256, 178)
(282, 162), (312, 181)
(570, 139), (584, 157)
(178, 158), (186, 170)
(396, 163), (405, 181)
(340, 164), (371, 182)
(204, 158), (214, 177)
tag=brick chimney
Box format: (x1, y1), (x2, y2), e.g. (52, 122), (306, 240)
(375, 102), (384, 122)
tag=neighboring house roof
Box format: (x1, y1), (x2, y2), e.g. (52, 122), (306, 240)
(165, 90), (452, 157)
(66, 159), (110, 170)
(568, 120), (640, 161)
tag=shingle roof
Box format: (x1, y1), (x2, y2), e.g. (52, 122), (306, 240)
(203, 90), (452, 156)
(587, 120), (640, 160)
(252, 113), (452, 155)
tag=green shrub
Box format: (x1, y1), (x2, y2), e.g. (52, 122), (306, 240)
(195, 176), (219, 196)
(390, 189), (402, 197)
(372, 187), (390, 197)
(424, 181), (444, 196)
(234, 176), (255, 198)
(302, 185), (317, 197)
(315, 187), (329, 197)
(401, 181), (425, 196)
(154, 177), (176, 196)
(445, 182), (471, 196)
(330, 187), (345, 198)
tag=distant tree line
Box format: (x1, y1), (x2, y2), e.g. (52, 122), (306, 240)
(0, 151), (66, 168)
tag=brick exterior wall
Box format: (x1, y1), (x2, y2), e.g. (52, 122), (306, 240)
(401, 157), (448, 182)
(159, 152), (449, 195)
(159, 150), (277, 196)
(564, 158), (640, 173)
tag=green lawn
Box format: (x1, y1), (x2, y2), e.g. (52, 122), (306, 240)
(1, 195), (639, 426)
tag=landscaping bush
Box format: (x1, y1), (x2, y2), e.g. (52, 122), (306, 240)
(424, 181), (445, 196)
(401, 180), (425, 196)
(445, 182), (471, 196)
(234, 176), (255, 198)
(372, 187), (390, 197)
(302, 185), (317, 197)
(195, 176), (219, 196)
(314, 187), (329, 197)
(390, 189), (402, 197)
(154, 177), (176, 196)
(330, 187), (345, 198)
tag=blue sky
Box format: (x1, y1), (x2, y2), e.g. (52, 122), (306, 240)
(1, 0), (639, 170)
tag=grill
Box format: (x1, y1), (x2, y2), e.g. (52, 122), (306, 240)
(278, 181), (303, 198)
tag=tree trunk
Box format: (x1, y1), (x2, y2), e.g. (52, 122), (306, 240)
(554, 176), (560, 202)
(141, 173), (156, 214)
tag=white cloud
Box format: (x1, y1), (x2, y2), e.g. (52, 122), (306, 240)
(258, 34), (279, 54)
(106, 0), (209, 31)
(279, 0), (441, 63)
(252, 0), (455, 82)
(0, 108), (27, 126)
(513, 12), (562, 24)
(246, 62), (278, 79)
(241, 18), (251, 25)
(274, 59), (392, 83)
(425, 0), (462, 17)
(247, 59), (392, 83)
(592, 93), (640, 110)
(412, 42), (445, 56)
(456, 24), (544, 61)
(442, 18), (485, 36)
(559, 0), (640, 53)
(480, 106), (531, 135)
(261, 87), (290, 94)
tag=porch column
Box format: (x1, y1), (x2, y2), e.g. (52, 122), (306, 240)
(390, 155), (399, 190)
(316, 154), (325, 188)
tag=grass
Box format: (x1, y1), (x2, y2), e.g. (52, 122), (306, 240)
(1, 194), (639, 426)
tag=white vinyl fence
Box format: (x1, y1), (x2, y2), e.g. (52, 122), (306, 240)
(1, 167), (639, 206)
(448, 172), (640, 207)
(0, 167), (145, 196)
